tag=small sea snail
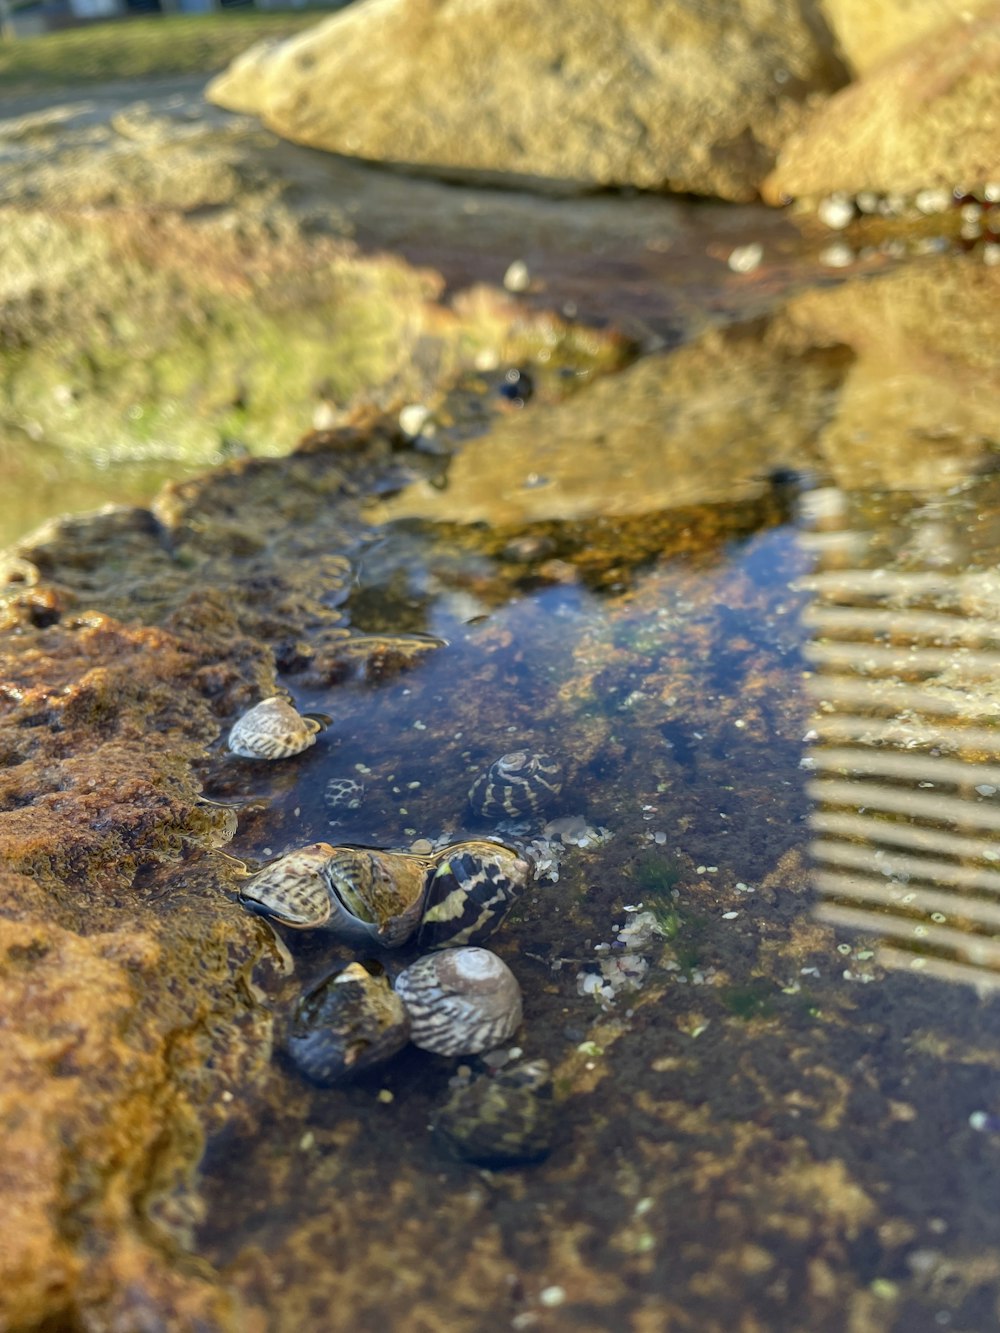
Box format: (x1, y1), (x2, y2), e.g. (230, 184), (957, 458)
(287, 962), (410, 1085)
(433, 1058), (554, 1166)
(467, 751), (563, 820)
(394, 947), (522, 1057)
(228, 695), (322, 760)
(322, 846), (436, 948)
(419, 840), (532, 949)
(238, 842), (337, 928)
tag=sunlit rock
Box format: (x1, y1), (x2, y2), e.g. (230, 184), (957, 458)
(818, 0), (997, 76)
(207, 0), (846, 202)
(765, 11), (1000, 201)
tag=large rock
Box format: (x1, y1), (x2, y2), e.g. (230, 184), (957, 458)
(765, 9), (1000, 199)
(207, 0), (846, 202)
(819, 0), (998, 75)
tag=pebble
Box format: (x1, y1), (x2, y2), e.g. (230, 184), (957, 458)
(409, 838), (434, 855)
(539, 1286), (566, 1308)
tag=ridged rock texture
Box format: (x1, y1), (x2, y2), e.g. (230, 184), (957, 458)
(206, 0), (847, 202)
(765, 6), (1000, 199)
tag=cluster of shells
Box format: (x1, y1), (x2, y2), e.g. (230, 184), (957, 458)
(227, 696), (565, 1165)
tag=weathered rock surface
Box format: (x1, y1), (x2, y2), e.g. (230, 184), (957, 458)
(765, 9), (1000, 200)
(206, 0), (847, 202)
(819, 0), (998, 75)
(0, 90), (628, 480)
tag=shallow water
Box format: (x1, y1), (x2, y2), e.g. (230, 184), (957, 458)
(188, 454), (1000, 1329)
(7, 204), (1000, 1325)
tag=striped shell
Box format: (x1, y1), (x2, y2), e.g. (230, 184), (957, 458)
(228, 696), (321, 760)
(323, 847), (436, 948)
(394, 947), (522, 1056)
(420, 840), (532, 949)
(468, 751), (563, 820)
(287, 962), (410, 1085)
(239, 842), (337, 928)
(433, 1059), (554, 1165)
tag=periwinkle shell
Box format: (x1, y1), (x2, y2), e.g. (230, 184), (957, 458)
(434, 1059), (554, 1166)
(420, 840), (532, 949)
(239, 843), (336, 928)
(394, 947), (522, 1056)
(228, 695), (321, 760)
(287, 962), (410, 1085)
(323, 847), (436, 948)
(468, 751), (563, 820)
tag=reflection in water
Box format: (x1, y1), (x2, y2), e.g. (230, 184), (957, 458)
(800, 485), (1000, 989)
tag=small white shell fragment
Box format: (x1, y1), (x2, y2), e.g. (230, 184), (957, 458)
(817, 195), (855, 229)
(727, 242), (763, 274)
(228, 696), (321, 760)
(915, 187), (951, 215)
(819, 242), (854, 269)
(503, 259), (531, 293)
(398, 403), (433, 439)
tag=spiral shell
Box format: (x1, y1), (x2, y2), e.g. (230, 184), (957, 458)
(239, 843), (336, 928)
(287, 962), (410, 1085)
(394, 947), (522, 1056)
(468, 751), (563, 820)
(433, 1059), (554, 1166)
(420, 840), (532, 949)
(323, 847), (436, 948)
(228, 696), (321, 760)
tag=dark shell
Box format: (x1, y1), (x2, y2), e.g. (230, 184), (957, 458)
(420, 840), (532, 948)
(287, 962), (410, 1085)
(322, 847), (435, 947)
(467, 751), (563, 820)
(394, 947), (522, 1056)
(434, 1059), (554, 1166)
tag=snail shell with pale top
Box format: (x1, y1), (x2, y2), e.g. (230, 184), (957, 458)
(228, 695), (322, 760)
(287, 962), (410, 1085)
(394, 946), (522, 1056)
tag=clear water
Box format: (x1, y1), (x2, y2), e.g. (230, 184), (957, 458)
(191, 456), (1000, 1331)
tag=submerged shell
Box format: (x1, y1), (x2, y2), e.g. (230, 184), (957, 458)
(468, 751), (563, 820)
(322, 847), (436, 948)
(287, 962), (410, 1085)
(324, 776), (366, 810)
(394, 947), (522, 1056)
(434, 1059), (554, 1166)
(239, 842), (336, 928)
(420, 840), (532, 949)
(228, 695), (322, 760)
